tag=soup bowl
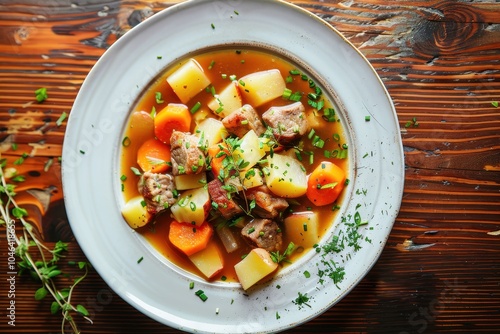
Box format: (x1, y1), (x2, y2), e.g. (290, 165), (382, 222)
(62, 0), (404, 332)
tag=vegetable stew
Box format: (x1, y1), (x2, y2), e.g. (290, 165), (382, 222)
(120, 48), (349, 289)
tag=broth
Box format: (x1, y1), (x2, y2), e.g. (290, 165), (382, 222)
(120, 48), (348, 283)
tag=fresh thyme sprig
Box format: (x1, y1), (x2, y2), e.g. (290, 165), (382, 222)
(0, 159), (92, 333)
(270, 242), (296, 264)
(212, 137), (255, 214)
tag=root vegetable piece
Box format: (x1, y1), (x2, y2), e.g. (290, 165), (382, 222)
(154, 103), (191, 144)
(207, 142), (230, 179)
(265, 153), (307, 198)
(127, 111), (154, 148)
(234, 248), (278, 290)
(208, 80), (242, 117)
(136, 138), (171, 173)
(170, 187), (210, 226)
(188, 240), (224, 279)
(306, 161), (346, 206)
(167, 59), (211, 103)
(169, 221), (213, 256)
(239, 168), (265, 190)
(283, 211), (320, 248)
(195, 117), (228, 147)
(121, 196), (151, 229)
(174, 173), (207, 190)
(238, 69), (286, 107)
(232, 130), (266, 171)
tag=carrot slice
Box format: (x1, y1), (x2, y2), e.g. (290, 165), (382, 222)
(154, 103), (191, 143)
(169, 221), (213, 256)
(136, 138), (171, 173)
(306, 161), (346, 206)
(207, 142), (230, 179)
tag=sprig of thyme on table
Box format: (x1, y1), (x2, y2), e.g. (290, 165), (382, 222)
(0, 158), (92, 333)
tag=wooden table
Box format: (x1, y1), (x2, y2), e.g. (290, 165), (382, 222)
(1, 0), (499, 333)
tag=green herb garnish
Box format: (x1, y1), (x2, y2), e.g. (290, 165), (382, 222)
(195, 289), (208, 301)
(270, 242), (295, 264)
(293, 292), (311, 309)
(35, 87), (48, 102)
(405, 117), (419, 128)
(155, 92), (164, 104)
(56, 112), (68, 127)
(1, 163), (92, 332)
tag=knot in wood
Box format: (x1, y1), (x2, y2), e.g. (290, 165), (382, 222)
(411, 2), (485, 59)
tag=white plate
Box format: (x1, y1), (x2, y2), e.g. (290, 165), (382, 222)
(62, 0), (404, 332)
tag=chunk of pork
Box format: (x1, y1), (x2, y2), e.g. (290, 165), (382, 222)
(262, 102), (308, 144)
(222, 104), (266, 137)
(241, 218), (283, 252)
(140, 172), (177, 217)
(170, 131), (206, 175)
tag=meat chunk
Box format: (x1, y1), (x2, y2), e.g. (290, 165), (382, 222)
(246, 185), (289, 219)
(207, 178), (244, 219)
(140, 172), (177, 217)
(222, 104), (266, 137)
(241, 218), (283, 252)
(262, 102), (308, 144)
(170, 131), (206, 175)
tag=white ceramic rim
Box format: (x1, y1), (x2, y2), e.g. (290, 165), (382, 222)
(62, 0), (404, 333)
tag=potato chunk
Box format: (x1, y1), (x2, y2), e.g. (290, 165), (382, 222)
(283, 211), (320, 248)
(121, 196), (150, 229)
(207, 81), (242, 117)
(238, 69), (286, 107)
(174, 173), (207, 190)
(170, 187), (210, 226)
(265, 153), (307, 198)
(167, 59), (211, 103)
(127, 111), (154, 149)
(239, 168), (265, 190)
(234, 248), (278, 290)
(232, 130), (266, 171)
(194, 117), (228, 147)
(189, 240), (224, 280)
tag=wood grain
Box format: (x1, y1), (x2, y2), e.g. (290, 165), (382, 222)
(0, 0), (499, 333)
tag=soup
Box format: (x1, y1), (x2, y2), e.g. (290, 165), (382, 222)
(120, 48), (348, 289)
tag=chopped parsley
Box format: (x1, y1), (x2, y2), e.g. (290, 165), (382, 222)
(195, 289), (208, 302)
(293, 292), (311, 309)
(405, 117), (419, 128)
(155, 92), (164, 104)
(35, 87), (48, 102)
